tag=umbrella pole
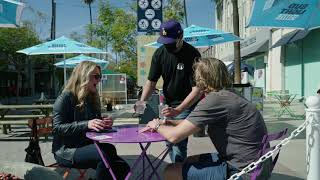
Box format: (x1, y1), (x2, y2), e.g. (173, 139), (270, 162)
(64, 54), (66, 86)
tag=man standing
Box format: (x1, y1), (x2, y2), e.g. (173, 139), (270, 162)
(137, 20), (201, 163)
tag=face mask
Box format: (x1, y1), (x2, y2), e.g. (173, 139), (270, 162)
(164, 43), (177, 53)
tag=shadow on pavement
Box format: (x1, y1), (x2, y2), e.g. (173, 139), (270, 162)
(266, 122), (305, 139)
(52, 154), (170, 180)
(271, 173), (305, 180)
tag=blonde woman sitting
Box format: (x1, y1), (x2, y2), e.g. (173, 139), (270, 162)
(52, 61), (129, 180)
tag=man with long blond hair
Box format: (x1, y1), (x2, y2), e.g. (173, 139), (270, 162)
(52, 61), (129, 180)
(140, 58), (271, 179)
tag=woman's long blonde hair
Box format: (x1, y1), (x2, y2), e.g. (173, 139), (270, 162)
(193, 57), (231, 93)
(63, 61), (101, 111)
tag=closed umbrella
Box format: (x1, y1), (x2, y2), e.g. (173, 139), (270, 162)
(248, 0), (320, 30)
(0, 0), (24, 28)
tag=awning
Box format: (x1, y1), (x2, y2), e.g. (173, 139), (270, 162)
(271, 30), (309, 49)
(222, 29), (270, 61)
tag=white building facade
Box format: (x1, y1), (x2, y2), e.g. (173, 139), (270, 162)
(214, 0), (283, 93)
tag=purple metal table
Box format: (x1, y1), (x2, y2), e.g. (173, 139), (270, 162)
(86, 124), (170, 180)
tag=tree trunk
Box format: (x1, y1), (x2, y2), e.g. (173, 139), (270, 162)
(89, 3), (93, 24)
(231, 0), (241, 84)
(183, 0), (188, 27)
(89, 3), (93, 43)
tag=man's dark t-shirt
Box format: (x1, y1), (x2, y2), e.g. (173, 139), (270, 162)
(187, 90), (268, 169)
(148, 42), (201, 107)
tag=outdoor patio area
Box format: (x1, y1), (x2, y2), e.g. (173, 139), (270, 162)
(0, 98), (308, 180)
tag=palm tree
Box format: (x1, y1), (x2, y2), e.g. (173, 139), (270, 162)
(213, 0), (241, 83)
(82, 0), (95, 24)
(231, 0), (241, 84)
(183, 0), (188, 27)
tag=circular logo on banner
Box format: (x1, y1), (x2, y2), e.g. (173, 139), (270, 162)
(138, 0), (149, 9)
(151, 19), (161, 29)
(145, 9), (155, 20)
(138, 19), (149, 29)
(151, 0), (162, 9)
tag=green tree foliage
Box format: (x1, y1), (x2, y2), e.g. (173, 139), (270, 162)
(93, 0), (137, 61)
(117, 59), (137, 82)
(0, 27), (40, 69)
(163, 0), (184, 22)
(88, 0), (186, 83)
(0, 27), (41, 96)
(81, 0), (95, 24)
(69, 31), (84, 42)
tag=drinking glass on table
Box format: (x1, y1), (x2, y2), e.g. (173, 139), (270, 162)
(134, 101), (147, 115)
(102, 115), (113, 129)
(158, 104), (168, 120)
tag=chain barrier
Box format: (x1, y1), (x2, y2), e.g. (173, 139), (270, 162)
(228, 114), (313, 180)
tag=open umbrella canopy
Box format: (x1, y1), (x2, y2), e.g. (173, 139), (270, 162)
(17, 36), (105, 85)
(17, 36), (105, 55)
(145, 25), (241, 48)
(54, 54), (108, 69)
(227, 62), (255, 76)
(0, 0), (24, 28)
(248, 0), (320, 30)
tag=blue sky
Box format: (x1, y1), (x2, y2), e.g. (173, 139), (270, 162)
(21, 0), (215, 40)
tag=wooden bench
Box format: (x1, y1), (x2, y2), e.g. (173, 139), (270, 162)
(0, 114), (46, 134)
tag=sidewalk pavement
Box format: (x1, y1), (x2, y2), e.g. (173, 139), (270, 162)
(0, 100), (307, 179)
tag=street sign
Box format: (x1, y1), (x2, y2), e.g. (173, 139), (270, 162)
(137, 0), (162, 32)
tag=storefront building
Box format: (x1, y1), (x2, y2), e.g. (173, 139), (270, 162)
(275, 29), (320, 97)
(214, 0), (320, 98)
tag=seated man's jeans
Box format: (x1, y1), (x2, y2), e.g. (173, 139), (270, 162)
(166, 109), (192, 163)
(182, 153), (245, 180)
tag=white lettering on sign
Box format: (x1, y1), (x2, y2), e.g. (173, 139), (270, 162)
(276, 14), (299, 21)
(240, 37), (256, 48)
(48, 44), (66, 49)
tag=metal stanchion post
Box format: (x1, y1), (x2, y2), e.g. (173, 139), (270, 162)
(306, 95), (320, 180)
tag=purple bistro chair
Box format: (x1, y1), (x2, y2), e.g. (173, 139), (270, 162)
(250, 128), (288, 180)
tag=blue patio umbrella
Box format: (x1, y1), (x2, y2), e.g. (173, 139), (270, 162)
(17, 36), (105, 55)
(227, 62), (255, 76)
(248, 0), (320, 30)
(54, 54), (109, 69)
(17, 36), (105, 85)
(0, 0), (25, 28)
(145, 25), (241, 48)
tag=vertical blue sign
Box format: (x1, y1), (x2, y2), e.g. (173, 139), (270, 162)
(137, 0), (162, 32)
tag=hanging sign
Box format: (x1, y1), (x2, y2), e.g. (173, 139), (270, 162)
(137, 0), (162, 32)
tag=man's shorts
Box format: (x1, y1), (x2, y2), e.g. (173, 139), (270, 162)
(182, 153), (244, 180)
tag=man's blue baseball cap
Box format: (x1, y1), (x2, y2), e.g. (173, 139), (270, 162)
(157, 20), (183, 44)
